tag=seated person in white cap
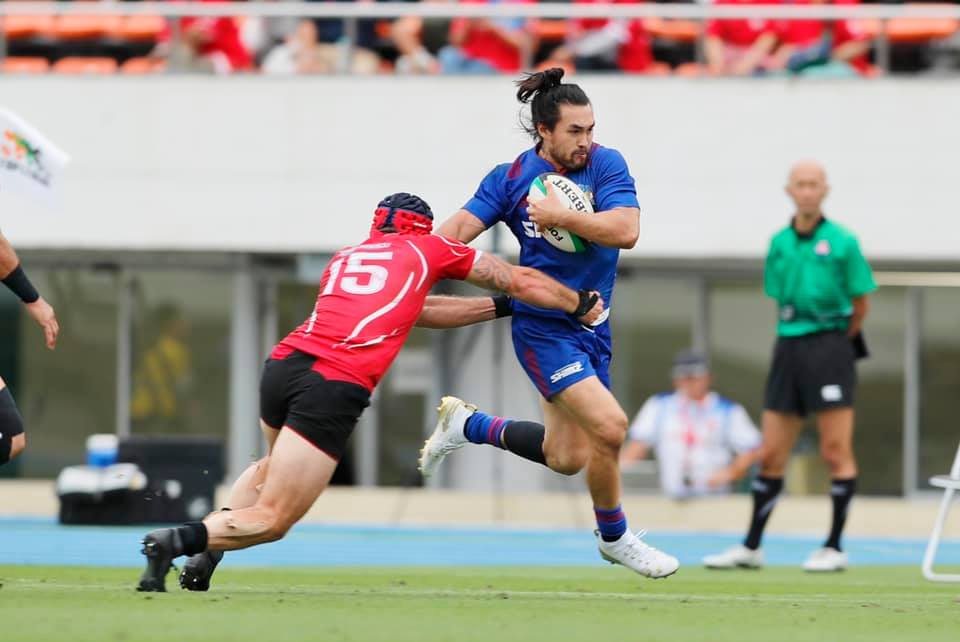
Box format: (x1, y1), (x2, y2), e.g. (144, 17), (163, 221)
(621, 351), (763, 499)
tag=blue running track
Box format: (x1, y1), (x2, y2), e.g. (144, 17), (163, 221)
(1, 518), (957, 568)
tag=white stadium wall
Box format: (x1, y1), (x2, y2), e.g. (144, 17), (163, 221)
(1, 76), (958, 261)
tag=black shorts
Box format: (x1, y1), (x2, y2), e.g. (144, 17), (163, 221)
(764, 331), (857, 417)
(259, 350), (371, 460)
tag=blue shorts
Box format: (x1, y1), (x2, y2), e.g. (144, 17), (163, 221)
(511, 314), (612, 399)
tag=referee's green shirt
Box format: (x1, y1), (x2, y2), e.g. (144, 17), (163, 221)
(764, 217), (877, 337)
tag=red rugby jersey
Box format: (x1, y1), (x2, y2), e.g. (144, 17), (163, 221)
(276, 232), (478, 391)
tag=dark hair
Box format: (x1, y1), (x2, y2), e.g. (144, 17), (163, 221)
(515, 68), (590, 142)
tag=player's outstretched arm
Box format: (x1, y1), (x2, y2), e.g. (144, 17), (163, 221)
(416, 295), (499, 329)
(436, 210), (488, 244)
(465, 252), (603, 324)
(1, 233), (59, 350)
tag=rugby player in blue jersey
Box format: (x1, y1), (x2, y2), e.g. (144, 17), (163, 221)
(419, 68), (678, 579)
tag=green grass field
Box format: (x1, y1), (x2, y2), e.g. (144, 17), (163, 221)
(2, 565), (958, 642)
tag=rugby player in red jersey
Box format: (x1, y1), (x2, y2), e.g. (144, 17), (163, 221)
(137, 192), (603, 592)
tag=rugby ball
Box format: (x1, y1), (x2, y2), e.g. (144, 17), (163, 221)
(527, 173), (593, 253)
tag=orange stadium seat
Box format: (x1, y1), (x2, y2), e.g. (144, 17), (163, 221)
(886, 4), (958, 44)
(52, 56), (118, 75)
(120, 57), (167, 75)
(1, 56), (50, 74)
(54, 15), (124, 41)
(2, 15), (56, 40)
(119, 15), (167, 43)
(533, 20), (570, 43)
(643, 18), (701, 43)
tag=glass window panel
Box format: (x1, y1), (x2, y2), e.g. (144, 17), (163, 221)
(919, 288), (960, 488)
(610, 276), (698, 418)
(709, 281), (904, 496)
(128, 271), (230, 441)
(3, 269), (118, 478)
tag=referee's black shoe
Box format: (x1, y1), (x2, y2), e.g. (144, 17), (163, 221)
(179, 550), (224, 592)
(137, 529), (178, 592)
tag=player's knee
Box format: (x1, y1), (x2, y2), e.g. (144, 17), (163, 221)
(547, 449), (588, 476)
(820, 441), (853, 469)
(592, 412), (628, 453)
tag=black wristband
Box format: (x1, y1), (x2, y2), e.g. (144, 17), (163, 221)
(492, 295), (513, 319)
(572, 289), (599, 318)
(2, 265), (39, 304)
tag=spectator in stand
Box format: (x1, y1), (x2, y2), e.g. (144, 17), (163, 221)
(159, 0), (253, 74)
(543, 0), (653, 73)
(704, 0), (779, 76)
(769, 0), (872, 77)
(307, 0), (383, 74)
(438, 0), (534, 74)
(392, 0), (455, 74)
(261, 20), (332, 74)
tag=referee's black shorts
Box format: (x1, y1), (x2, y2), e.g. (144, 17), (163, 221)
(259, 349), (371, 461)
(764, 330), (856, 417)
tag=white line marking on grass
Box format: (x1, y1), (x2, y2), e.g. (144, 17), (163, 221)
(3, 578), (950, 607)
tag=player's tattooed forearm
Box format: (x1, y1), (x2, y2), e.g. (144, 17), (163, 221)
(473, 254), (514, 292)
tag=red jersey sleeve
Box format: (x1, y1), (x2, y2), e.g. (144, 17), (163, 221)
(418, 235), (479, 282)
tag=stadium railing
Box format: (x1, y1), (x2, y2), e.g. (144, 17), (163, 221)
(2, 2), (960, 74)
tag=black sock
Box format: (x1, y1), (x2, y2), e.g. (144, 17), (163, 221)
(175, 522), (209, 557)
(500, 421), (547, 466)
(743, 476), (784, 550)
(825, 478), (856, 552)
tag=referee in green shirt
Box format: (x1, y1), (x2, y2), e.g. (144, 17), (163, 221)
(704, 160), (876, 573)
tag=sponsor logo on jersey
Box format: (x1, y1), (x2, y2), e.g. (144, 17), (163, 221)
(815, 239), (832, 256)
(522, 220), (543, 239)
(550, 361), (584, 384)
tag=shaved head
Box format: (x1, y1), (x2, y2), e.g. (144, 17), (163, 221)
(788, 160), (828, 185)
(786, 159), (829, 220)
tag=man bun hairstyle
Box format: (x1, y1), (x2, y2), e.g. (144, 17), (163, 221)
(515, 67), (590, 142)
(372, 192), (434, 236)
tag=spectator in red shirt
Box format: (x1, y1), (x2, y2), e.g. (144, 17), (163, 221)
(770, 0), (871, 76)
(704, 0), (779, 76)
(545, 0), (653, 73)
(159, 0), (252, 74)
(439, 0), (534, 73)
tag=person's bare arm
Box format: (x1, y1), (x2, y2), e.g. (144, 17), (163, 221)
(465, 252), (603, 324)
(731, 32), (777, 76)
(704, 35), (727, 74)
(436, 210), (488, 244)
(0, 232), (59, 350)
(707, 449), (763, 489)
(619, 440), (650, 466)
(832, 39), (870, 63)
(416, 295), (497, 329)
(847, 295), (869, 337)
(0, 232), (19, 276)
(527, 188), (640, 250)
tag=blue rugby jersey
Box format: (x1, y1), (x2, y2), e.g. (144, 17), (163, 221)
(463, 143), (638, 326)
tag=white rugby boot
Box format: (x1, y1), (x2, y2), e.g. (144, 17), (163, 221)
(703, 545), (765, 569)
(596, 530), (680, 579)
(418, 396), (477, 479)
(802, 547), (848, 572)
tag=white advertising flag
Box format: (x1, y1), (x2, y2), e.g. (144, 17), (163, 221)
(0, 107), (70, 206)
